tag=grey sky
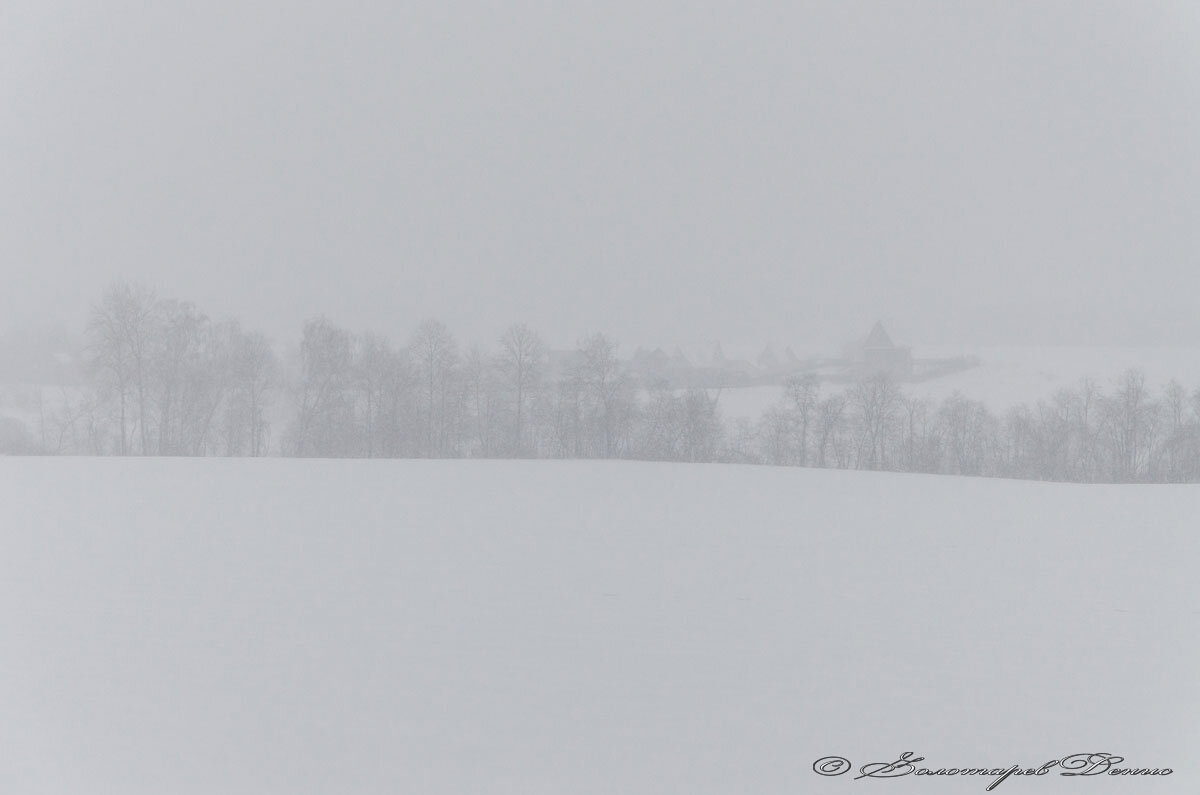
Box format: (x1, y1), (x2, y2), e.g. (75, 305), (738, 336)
(3, 1), (1198, 350)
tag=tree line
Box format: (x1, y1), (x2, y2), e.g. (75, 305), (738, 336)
(23, 281), (1200, 483)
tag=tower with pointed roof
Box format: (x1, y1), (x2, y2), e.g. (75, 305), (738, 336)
(859, 321), (912, 378)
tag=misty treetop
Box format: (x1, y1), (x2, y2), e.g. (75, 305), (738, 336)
(8, 281), (1200, 484)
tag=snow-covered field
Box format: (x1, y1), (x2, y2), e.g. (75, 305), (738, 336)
(717, 345), (1200, 422)
(2, 458), (1196, 793)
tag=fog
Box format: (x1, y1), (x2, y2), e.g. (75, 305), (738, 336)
(6, 7), (1200, 791)
(3, 1), (1199, 348)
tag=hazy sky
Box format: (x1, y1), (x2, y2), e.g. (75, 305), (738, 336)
(3, 1), (1199, 350)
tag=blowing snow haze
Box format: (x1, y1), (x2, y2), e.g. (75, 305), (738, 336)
(3, 1), (1199, 348)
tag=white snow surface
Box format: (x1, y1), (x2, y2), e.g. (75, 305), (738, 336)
(2, 458), (1197, 793)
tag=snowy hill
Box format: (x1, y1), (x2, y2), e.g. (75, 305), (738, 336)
(2, 459), (1196, 793)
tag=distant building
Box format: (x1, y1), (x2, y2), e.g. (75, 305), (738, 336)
(859, 322), (912, 378)
(628, 347), (671, 381)
(757, 345), (780, 372)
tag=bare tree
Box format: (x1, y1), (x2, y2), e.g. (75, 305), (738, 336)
(1157, 379), (1192, 481)
(782, 373), (818, 466)
(462, 344), (501, 457)
(575, 333), (632, 458)
(814, 394), (846, 469)
(498, 323), (545, 456)
(85, 281), (158, 455)
(353, 332), (395, 458)
(849, 372), (901, 470)
(151, 299), (210, 455)
(679, 387), (721, 463)
(1100, 369), (1159, 482)
(759, 406), (793, 465)
(218, 326), (277, 456)
(937, 393), (992, 476)
(291, 317), (354, 457)
(899, 394), (934, 473)
(410, 319), (458, 457)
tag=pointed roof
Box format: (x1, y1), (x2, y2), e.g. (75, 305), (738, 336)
(863, 322), (895, 350)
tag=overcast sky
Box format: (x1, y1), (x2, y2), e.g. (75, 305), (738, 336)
(2, 1), (1198, 350)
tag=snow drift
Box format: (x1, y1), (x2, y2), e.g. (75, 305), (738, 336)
(2, 458), (1197, 793)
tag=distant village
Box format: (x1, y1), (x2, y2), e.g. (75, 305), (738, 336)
(549, 321), (979, 389)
